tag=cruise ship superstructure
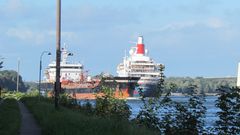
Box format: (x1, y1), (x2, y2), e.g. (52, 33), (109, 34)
(117, 36), (162, 85)
(45, 47), (84, 83)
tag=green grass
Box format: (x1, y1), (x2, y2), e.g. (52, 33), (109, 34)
(0, 98), (21, 135)
(22, 96), (157, 135)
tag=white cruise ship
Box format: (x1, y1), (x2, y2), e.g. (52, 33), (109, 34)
(45, 47), (84, 83)
(117, 36), (162, 85)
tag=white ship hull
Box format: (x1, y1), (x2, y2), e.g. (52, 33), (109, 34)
(137, 77), (159, 85)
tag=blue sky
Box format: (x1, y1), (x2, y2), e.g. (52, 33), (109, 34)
(1, 0), (240, 81)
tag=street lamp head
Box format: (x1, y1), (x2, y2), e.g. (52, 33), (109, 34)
(68, 53), (73, 56)
(39, 50), (52, 97)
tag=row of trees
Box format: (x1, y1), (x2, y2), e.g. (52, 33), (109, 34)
(165, 77), (236, 94)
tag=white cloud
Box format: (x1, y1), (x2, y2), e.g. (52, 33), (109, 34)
(47, 31), (77, 40)
(157, 18), (226, 32)
(7, 28), (33, 40)
(205, 18), (225, 29)
(6, 27), (47, 45)
(6, 28), (77, 45)
(2, 0), (25, 14)
(158, 21), (196, 31)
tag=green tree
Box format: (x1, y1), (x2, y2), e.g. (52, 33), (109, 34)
(0, 57), (2, 97)
(136, 64), (173, 133)
(174, 85), (206, 135)
(95, 78), (131, 119)
(215, 86), (240, 135)
(0, 70), (27, 92)
(165, 77), (236, 94)
(0, 56), (3, 69)
(0, 61), (2, 69)
(187, 85), (206, 134)
(231, 87), (240, 134)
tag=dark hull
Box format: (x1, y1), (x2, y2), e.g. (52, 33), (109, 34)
(42, 78), (158, 97)
(133, 84), (158, 97)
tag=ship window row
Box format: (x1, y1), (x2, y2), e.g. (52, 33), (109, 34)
(132, 74), (158, 77)
(63, 73), (81, 75)
(130, 69), (158, 72)
(131, 65), (156, 68)
(49, 66), (83, 69)
(48, 72), (82, 75)
(130, 67), (155, 70)
(132, 65), (155, 67)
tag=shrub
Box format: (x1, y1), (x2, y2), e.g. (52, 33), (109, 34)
(95, 86), (131, 119)
(59, 93), (77, 107)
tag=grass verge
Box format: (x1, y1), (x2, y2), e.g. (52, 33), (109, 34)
(22, 96), (157, 135)
(0, 98), (21, 135)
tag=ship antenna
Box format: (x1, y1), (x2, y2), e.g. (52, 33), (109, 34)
(63, 42), (67, 49)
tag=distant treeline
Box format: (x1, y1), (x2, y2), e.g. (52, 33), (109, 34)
(0, 70), (237, 94)
(165, 77), (237, 93)
(0, 70), (27, 92)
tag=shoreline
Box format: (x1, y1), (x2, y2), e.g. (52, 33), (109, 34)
(170, 93), (218, 96)
(74, 93), (218, 100)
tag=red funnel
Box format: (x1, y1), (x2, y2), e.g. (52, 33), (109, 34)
(136, 36), (145, 54)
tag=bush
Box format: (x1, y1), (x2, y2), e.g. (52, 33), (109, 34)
(95, 86), (131, 119)
(59, 93), (77, 107)
(2, 91), (25, 100)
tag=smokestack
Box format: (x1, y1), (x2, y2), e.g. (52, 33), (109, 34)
(136, 36), (145, 55)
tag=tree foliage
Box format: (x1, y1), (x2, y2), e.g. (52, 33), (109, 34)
(165, 77), (236, 94)
(0, 56), (3, 69)
(136, 64), (175, 133)
(95, 79), (131, 119)
(215, 86), (240, 135)
(0, 70), (27, 92)
(136, 65), (208, 134)
(0, 61), (3, 69)
(174, 85), (207, 135)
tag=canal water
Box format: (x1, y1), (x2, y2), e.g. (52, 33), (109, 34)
(79, 96), (219, 127)
(128, 96), (219, 127)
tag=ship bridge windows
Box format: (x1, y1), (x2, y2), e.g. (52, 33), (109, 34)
(62, 66), (83, 69)
(131, 69), (157, 73)
(133, 61), (152, 63)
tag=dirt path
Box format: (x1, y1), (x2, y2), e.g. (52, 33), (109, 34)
(18, 101), (41, 135)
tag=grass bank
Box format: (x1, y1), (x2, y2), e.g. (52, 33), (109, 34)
(22, 96), (156, 135)
(0, 98), (21, 135)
